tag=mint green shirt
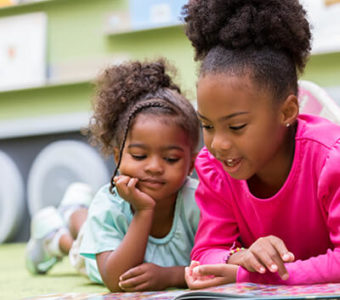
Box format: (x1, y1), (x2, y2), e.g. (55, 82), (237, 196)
(79, 177), (199, 284)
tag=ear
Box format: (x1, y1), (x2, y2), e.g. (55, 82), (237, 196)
(279, 94), (299, 127)
(188, 153), (198, 175)
(113, 147), (120, 165)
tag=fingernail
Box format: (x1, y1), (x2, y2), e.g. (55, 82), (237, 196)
(259, 267), (266, 273)
(282, 273), (289, 280)
(282, 253), (290, 260)
(270, 264), (278, 272)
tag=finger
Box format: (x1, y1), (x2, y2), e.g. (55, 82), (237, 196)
(269, 236), (295, 262)
(188, 276), (229, 290)
(116, 175), (130, 184)
(120, 281), (150, 292)
(250, 238), (281, 273)
(189, 261), (200, 269)
(185, 266), (195, 285)
(119, 273), (146, 290)
(115, 176), (131, 191)
(242, 251), (266, 274)
(187, 261), (200, 281)
(266, 237), (291, 280)
(127, 177), (138, 189)
(282, 251), (295, 262)
(253, 243), (288, 280)
(193, 263), (239, 282)
(269, 254), (289, 280)
(119, 266), (143, 281)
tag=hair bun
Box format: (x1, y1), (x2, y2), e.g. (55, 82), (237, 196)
(183, 0), (311, 71)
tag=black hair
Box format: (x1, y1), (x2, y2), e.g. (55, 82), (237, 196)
(183, 0), (312, 101)
(89, 59), (200, 193)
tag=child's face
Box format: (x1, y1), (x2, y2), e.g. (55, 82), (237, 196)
(115, 114), (195, 203)
(197, 73), (287, 181)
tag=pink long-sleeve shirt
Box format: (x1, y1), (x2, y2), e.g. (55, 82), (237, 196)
(192, 114), (340, 284)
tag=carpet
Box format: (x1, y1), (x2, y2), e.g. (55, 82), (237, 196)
(0, 243), (107, 300)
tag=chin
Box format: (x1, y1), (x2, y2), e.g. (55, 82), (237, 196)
(223, 168), (252, 181)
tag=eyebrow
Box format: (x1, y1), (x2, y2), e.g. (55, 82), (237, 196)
(197, 111), (249, 122)
(127, 144), (185, 152)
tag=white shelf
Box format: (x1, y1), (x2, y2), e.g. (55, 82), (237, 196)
(0, 111), (91, 139)
(105, 22), (183, 36)
(0, 78), (92, 94)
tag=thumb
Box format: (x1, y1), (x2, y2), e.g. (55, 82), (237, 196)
(194, 264), (238, 277)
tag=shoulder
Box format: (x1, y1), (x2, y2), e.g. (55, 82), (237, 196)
(176, 177), (200, 234)
(297, 114), (340, 148)
(195, 147), (230, 191)
(297, 115), (340, 199)
(181, 176), (199, 193)
(87, 183), (130, 220)
(318, 138), (340, 192)
(296, 114), (340, 172)
(178, 177), (199, 212)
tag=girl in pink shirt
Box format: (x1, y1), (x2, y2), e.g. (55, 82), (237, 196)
(182, 0), (340, 287)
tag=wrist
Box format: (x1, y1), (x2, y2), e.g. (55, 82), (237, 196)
(167, 266), (186, 288)
(134, 207), (155, 216)
(225, 246), (246, 264)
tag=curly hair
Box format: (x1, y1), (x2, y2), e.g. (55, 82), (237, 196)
(183, 0), (312, 100)
(89, 59), (200, 192)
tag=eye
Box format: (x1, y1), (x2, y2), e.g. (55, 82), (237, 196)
(131, 154), (146, 160)
(164, 157), (180, 163)
(200, 123), (214, 131)
(229, 124), (247, 131)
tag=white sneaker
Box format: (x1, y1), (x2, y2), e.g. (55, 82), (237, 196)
(58, 182), (94, 225)
(25, 206), (65, 274)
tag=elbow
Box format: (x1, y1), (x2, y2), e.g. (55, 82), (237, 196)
(103, 275), (122, 292)
(107, 283), (122, 293)
(100, 267), (123, 292)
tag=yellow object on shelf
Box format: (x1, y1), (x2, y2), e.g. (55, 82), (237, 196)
(324, 0), (340, 6)
(0, 0), (15, 8)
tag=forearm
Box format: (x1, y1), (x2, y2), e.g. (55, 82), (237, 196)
(98, 209), (154, 291)
(192, 247), (229, 265)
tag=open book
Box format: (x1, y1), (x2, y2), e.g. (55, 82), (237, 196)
(24, 283), (340, 299)
(172, 283), (340, 300)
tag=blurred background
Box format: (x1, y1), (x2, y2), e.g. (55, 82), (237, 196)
(0, 0), (339, 244)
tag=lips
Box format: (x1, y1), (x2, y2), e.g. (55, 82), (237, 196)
(217, 157), (242, 173)
(225, 158), (240, 167)
(139, 178), (165, 189)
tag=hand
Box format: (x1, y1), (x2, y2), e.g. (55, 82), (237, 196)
(118, 263), (168, 291)
(185, 261), (238, 290)
(114, 175), (155, 212)
(228, 236), (295, 280)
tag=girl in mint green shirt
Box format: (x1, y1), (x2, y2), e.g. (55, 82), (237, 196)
(78, 59), (200, 292)
(26, 59), (200, 293)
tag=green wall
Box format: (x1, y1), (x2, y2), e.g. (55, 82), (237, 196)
(303, 52), (340, 87)
(0, 0), (197, 120)
(0, 0), (339, 121)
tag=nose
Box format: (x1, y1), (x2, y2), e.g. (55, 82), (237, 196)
(211, 132), (232, 152)
(145, 156), (164, 175)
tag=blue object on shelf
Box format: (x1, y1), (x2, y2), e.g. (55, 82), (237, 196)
(129, 0), (186, 30)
